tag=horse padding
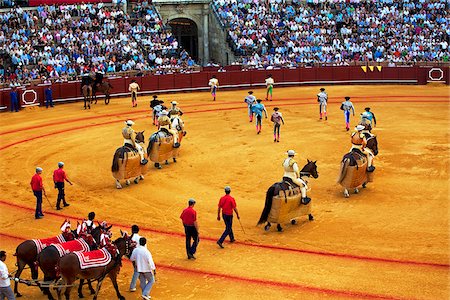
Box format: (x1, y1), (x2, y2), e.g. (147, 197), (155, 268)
(149, 134), (181, 162)
(268, 187), (311, 223)
(340, 155), (374, 188)
(112, 151), (148, 180)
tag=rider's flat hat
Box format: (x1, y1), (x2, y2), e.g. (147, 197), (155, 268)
(125, 120), (135, 126)
(160, 110), (168, 115)
(356, 125), (365, 131)
(171, 101), (178, 105)
(287, 150), (296, 156)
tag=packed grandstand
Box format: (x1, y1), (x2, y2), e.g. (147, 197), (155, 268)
(0, 0), (449, 86)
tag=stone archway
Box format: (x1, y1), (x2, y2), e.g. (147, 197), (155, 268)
(168, 18), (199, 61)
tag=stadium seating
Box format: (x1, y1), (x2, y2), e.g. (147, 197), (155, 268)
(0, 1), (197, 85)
(212, 0), (449, 68)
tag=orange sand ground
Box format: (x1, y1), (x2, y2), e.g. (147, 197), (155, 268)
(0, 84), (449, 300)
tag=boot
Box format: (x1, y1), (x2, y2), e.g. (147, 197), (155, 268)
(301, 197), (311, 205)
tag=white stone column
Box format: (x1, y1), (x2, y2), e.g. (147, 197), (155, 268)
(203, 5), (210, 66)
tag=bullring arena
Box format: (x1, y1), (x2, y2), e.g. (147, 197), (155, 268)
(0, 0), (449, 299)
(0, 82), (449, 299)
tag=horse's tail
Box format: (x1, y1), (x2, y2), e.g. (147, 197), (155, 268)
(111, 148), (124, 173)
(147, 133), (157, 153)
(337, 158), (350, 184)
(257, 185), (276, 225)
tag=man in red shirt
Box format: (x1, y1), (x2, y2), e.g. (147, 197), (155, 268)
(30, 167), (46, 219)
(216, 186), (240, 248)
(53, 162), (73, 210)
(180, 199), (199, 259)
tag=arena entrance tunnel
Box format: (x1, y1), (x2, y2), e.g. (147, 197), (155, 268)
(167, 18), (198, 61)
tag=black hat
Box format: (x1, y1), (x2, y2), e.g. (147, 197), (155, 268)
(152, 95), (158, 99)
(345, 96), (350, 100)
(131, 225), (139, 233)
(256, 99), (262, 103)
(88, 212), (95, 220)
(248, 91), (253, 94)
(365, 107), (370, 111)
(273, 107), (279, 111)
(320, 88), (325, 91)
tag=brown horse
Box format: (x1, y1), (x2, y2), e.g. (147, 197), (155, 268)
(257, 160), (319, 232)
(92, 82), (113, 105)
(81, 85), (92, 109)
(337, 134), (379, 197)
(37, 226), (104, 300)
(13, 230), (76, 297)
(147, 129), (182, 169)
(57, 234), (134, 300)
(111, 131), (148, 189)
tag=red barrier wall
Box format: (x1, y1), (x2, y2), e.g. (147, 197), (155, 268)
(1, 66), (447, 111)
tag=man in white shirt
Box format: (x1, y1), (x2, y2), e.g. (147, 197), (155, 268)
(129, 225), (141, 292)
(317, 88), (328, 120)
(0, 251), (14, 300)
(208, 76), (219, 101)
(130, 237), (156, 300)
(265, 74), (274, 101)
(244, 91), (256, 122)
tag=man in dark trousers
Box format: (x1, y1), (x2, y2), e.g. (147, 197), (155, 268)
(180, 199), (199, 259)
(53, 162), (73, 210)
(30, 167), (46, 219)
(216, 186), (240, 248)
(45, 86), (54, 108)
(10, 86), (19, 112)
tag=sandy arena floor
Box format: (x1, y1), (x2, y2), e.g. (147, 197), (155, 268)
(0, 84), (449, 300)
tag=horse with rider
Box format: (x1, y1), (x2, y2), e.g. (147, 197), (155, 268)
(258, 150), (319, 232)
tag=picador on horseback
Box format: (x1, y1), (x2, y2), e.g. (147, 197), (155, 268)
(123, 120), (148, 165)
(350, 125), (375, 172)
(158, 110), (180, 148)
(282, 150), (311, 204)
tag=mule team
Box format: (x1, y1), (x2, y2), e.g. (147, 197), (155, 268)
(11, 87), (378, 299)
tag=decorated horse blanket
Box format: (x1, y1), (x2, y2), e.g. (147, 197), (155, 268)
(32, 234), (66, 253)
(51, 239), (91, 257)
(339, 151), (374, 188)
(268, 187), (311, 223)
(74, 248), (112, 270)
(148, 131), (180, 162)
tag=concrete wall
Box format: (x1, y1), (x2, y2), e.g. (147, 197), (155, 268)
(208, 5), (235, 65)
(155, 1), (210, 65)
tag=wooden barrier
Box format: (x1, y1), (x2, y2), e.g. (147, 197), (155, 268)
(1, 66), (447, 111)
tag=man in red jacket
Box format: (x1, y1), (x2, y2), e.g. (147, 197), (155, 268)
(53, 162), (73, 210)
(216, 186), (240, 248)
(180, 199), (199, 259)
(30, 167), (46, 219)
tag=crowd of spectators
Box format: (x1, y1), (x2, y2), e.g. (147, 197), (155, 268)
(0, 1), (197, 85)
(213, 0), (449, 68)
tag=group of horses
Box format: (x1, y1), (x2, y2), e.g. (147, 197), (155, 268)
(258, 122), (378, 231)
(13, 223), (135, 300)
(81, 81), (113, 109)
(111, 116), (185, 189)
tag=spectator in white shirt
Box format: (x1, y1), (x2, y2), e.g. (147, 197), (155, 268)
(129, 225), (141, 292)
(0, 251), (14, 300)
(129, 237), (156, 300)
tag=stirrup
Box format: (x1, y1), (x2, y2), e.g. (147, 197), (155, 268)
(301, 197), (311, 205)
